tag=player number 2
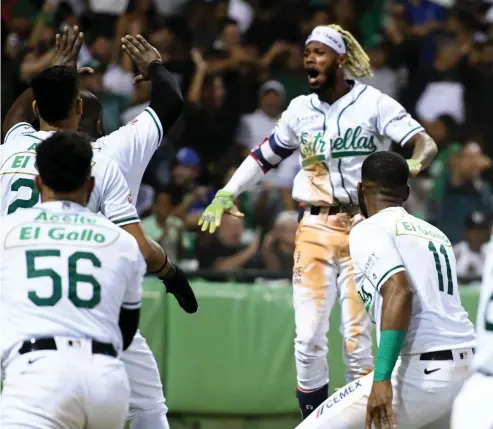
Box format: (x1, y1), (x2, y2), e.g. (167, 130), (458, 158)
(7, 178), (40, 214)
(428, 241), (453, 295)
(26, 250), (101, 308)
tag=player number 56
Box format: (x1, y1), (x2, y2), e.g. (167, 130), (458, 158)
(26, 249), (101, 308)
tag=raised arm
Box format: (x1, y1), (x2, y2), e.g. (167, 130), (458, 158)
(121, 35), (183, 132)
(3, 26), (90, 139)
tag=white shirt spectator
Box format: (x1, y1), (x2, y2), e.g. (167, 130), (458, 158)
(416, 82), (465, 124)
(237, 108), (278, 151)
(89, 0), (129, 15)
(359, 67), (398, 100)
(453, 241), (487, 279)
(104, 64), (135, 98)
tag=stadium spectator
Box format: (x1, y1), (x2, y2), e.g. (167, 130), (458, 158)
(437, 141), (493, 244)
(196, 216), (264, 272)
(262, 211), (298, 274)
(2, 0), (493, 276)
(157, 147), (214, 229)
(454, 211), (492, 281)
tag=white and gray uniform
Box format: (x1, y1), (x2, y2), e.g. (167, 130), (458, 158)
(0, 202), (145, 429)
(452, 240), (493, 429)
(93, 108), (170, 428)
(1, 117), (169, 429)
(297, 207), (476, 429)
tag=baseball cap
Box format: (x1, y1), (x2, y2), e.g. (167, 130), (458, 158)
(176, 147), (200, 167)
(259, 80), (286, 100)
(465, 212), (491, 229)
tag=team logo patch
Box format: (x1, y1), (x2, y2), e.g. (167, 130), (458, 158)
(129, 119), (138, 125)
(128, 192), (133, 204)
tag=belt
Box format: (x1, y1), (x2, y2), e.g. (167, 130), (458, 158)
(420, 348), (475, 361)
(19, 338), (117, 358)
(298, 204), (359, 220)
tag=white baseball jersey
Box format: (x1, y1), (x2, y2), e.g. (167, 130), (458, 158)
(473, 241), (493, 374)
(0, 201), (145, 363)
(349, 207), (476, 354)
(0, 123), (139, 226)
(92, 107), (164, 202)
(251, 81), (424, 205)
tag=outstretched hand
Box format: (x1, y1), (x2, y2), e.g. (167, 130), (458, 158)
(121, 35), (162, 84)
(52, 26), (94, 74)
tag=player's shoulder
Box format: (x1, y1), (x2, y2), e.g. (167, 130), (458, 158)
(350, 209), (399, 242)
(0, 208), (43, 236)
(278, 94), (320, 128)
(287, 94), (314, 112)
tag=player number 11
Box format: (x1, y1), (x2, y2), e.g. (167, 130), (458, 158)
(428, 241), (454, 296)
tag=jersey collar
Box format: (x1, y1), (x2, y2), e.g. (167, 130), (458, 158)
(37, 200), (90, 212)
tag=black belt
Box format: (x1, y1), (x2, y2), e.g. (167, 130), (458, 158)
(19, 338), (117, 358)
(420, 348), (475, 361)
(298, 204), (359, 220)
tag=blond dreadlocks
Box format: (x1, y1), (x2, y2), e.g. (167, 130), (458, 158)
(328, 24), (373, 78)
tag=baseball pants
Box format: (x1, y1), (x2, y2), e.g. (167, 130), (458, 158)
(122, 330), (170, 429)
(293, 210), (373, 392)
(451, 371), (493, 429)
(296, 347), (474, 429)
(0, 338), (129, 429)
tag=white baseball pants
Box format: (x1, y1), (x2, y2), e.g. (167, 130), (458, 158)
(0, 339), (129, 429)
(451, 371), (493, 429)
(122, 331), (170, 429)
(296, 347), (474, 429)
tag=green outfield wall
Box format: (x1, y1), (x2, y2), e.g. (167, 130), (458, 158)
(140, 279), (480, 416)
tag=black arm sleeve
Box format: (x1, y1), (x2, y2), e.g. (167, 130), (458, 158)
(148, 61), (184, 133)
(118, 308), (140, 350)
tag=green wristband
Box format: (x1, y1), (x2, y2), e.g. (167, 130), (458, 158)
(374, 330), (407, 382)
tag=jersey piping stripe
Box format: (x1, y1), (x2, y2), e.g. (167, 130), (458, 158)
(336, 85), (368, 204)
(376, 264), (405, 290)
(113, 216), (140, 225)
(145, 108), (162, 143)
(4, 122), (32, 143)
(309, 98), (336, 200)
(398, 126), (423, 145)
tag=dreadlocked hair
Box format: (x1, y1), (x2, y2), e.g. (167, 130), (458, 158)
(327, 24), (373, 78)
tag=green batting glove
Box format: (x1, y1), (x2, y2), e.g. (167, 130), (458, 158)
(407, 159), (422, 177)
(198, 190), (244, 233)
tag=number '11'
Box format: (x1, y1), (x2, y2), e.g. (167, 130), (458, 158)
(428, 241), (453, 295)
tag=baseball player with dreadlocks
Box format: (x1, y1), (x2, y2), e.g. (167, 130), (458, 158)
(199, 24), (438, 419)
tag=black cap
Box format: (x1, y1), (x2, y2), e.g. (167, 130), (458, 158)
(465, 212), (491, 229)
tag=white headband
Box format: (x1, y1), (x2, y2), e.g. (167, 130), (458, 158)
(305, 26), (346, 55)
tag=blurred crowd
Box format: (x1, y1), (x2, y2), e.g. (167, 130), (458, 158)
(2, 0), (493, 281)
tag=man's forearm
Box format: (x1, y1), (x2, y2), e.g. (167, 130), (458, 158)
(121, 223), (173, 277)
(2, 88), (36, 136)
(374, 271), (413, 382)
(148, 61), (183, 132)
(223, 156), (265, 197)
(409, 132), (438, 171)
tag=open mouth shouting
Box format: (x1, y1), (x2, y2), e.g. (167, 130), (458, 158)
(306, 66), (322, 87)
